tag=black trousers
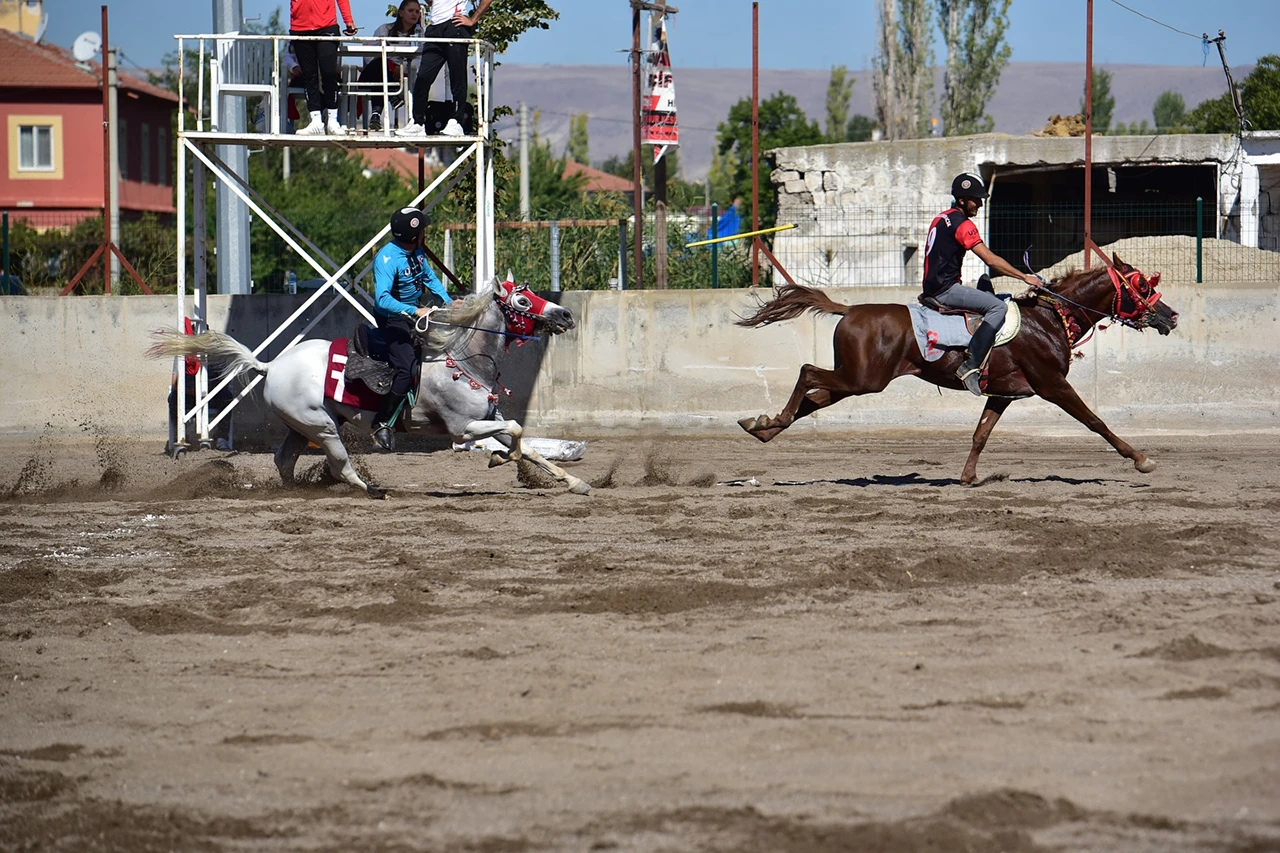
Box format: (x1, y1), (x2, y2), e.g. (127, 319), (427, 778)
(357, 59), (406, 112)
(291, 24), (341, 113)
(378, 316), (417, 396)
(412, 21), (473, 122)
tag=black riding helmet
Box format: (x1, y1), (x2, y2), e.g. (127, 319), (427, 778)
(951, 172), (988, 201)
(390, 207), (431, 242)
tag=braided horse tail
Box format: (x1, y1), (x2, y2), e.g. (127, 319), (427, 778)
(734, 283), (852, 328)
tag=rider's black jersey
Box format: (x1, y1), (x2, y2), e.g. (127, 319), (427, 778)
(922, 207), (982, 296)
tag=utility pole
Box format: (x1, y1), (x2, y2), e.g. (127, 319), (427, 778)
(630, 0), (680, 290)
(107, 46), (120, 287)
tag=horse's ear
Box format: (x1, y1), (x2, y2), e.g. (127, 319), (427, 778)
(1111, 252), (1129, 271)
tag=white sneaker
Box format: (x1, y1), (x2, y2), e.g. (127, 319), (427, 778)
(296, 115), (325, 136)
(395, 120), (426, 138)
(326, 118), (347, 136)
(441, 118), (465, 137)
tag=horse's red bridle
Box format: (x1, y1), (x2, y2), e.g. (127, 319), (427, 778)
(1107, 266), (1164, 323)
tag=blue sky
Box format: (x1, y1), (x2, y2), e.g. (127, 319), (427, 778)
(47, 0), (1275, 72)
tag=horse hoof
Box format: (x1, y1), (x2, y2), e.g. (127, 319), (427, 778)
(1135, 458), (1157, 474)
(367, 484), (388, 499)
(738, 415), (780, 443)
(488, 451), (510, 468)
(569, 480), (592, 496)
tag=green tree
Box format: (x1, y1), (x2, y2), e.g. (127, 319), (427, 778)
(716, 92), (824, 227)
(938, 0), (1011, 136)
(825, 65), (855, 142)
(599, 148), (703, 210)
(1081, 68), (1115, 133)
(473, 1), (559, 53)
(1187, 54), (1280, 133)
(566, 112), (589, 163)
(1152, 90), (1186, 132)
(846, 114), (877, 141)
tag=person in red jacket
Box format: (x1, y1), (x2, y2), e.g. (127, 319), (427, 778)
(290, 0), (358, 136)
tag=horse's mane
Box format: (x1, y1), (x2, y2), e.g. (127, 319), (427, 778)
(420, 288), (495, 354)
(1043, 265), (1107, 295)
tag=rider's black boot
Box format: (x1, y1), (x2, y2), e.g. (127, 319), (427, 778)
(956, 321), (1000, 397)
(371, 393), (406, 451)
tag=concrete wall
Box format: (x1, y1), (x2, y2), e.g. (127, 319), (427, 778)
(1, 283), (1276, 442)
(769, 133), (1275, 287)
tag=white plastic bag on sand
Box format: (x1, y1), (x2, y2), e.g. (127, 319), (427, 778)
(452, 436), (587, 462)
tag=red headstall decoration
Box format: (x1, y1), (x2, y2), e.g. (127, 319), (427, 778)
(495, 278), (551, 344)
(1107, 266), (1162, 323)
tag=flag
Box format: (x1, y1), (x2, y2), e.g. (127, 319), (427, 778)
(641, 13), (678, 163)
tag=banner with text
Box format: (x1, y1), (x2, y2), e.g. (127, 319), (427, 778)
(641, 13), (678, 163)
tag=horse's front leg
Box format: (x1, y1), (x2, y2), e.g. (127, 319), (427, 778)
(962, 397), (1012, 485)
(1032, 378), (1157, 474)
(461, 420), (590, 495)
(460, 418), (524, 464)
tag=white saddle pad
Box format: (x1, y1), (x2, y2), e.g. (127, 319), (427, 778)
(908, 300), (1021, 362)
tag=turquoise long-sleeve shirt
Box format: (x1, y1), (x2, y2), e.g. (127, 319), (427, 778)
(373, 241), (452, 318)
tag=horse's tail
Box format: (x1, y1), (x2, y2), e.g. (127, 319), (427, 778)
(145, 329), (269, 381)
(734, 283), (852, 328)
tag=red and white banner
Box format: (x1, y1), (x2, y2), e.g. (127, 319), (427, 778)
(641, 13), (678, 163)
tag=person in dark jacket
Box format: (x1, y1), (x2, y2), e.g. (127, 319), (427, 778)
(923, 172), (1042, 395)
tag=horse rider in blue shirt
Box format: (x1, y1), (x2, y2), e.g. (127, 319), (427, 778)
(371, 206), (453, 449)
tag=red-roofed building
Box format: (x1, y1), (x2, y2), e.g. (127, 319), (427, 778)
(0, 28), (178, 227)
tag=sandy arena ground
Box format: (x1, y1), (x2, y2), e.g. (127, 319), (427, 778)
(1, 428), (1278, 852)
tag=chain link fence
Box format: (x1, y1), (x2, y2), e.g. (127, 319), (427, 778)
(773, 202), (1280, 287)
(1, 211), (176, 295)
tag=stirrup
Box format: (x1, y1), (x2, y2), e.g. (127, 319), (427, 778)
(956, 364), (984, 397)
(372, 425), (394, 451)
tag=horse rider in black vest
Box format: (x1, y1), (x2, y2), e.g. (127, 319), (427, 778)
(922, 172), (1043, 395)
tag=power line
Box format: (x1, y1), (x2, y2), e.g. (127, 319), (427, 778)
(1106, 0), (1202, 40)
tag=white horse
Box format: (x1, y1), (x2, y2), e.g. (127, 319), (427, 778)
(150, 277), (589, 498)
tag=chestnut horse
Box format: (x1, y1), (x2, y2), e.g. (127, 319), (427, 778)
(736, 253), (1179, 484)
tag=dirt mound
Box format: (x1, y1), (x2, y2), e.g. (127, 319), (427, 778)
(1036, 113), (1087, 136)
(1041, 234), (1280, 283)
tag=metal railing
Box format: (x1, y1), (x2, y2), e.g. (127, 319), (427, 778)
(175, 32), (495, 138)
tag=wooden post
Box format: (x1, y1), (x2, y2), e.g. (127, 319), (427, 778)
(1083, 0), (1093, 270)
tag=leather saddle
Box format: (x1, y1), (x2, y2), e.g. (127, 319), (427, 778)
(343, 324), (420, 397)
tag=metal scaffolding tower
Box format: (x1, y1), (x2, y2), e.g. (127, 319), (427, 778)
(169, 31), (497, 453)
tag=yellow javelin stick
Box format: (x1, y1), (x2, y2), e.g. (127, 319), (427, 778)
(686, 222), (797, 248)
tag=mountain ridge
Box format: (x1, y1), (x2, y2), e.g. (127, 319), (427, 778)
(491, 61), (1248, 182)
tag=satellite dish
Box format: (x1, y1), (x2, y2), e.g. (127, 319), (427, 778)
(72, 31), (102, 63)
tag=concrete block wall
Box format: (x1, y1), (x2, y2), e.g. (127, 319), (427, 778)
(0, 282), (1275, 443)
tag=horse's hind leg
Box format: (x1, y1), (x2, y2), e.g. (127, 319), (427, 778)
(311, 424), (383, 498)
(962, 398), (1012, 485)
(739, 364), (880, 443)
(1033, 377), (1157, 474)
(274, 427), (310, 486)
